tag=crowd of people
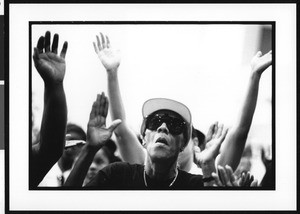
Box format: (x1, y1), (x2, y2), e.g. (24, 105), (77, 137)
(31, 31), (273, 189)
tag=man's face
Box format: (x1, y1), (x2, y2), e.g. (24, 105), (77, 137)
(144, 110), (187, 162)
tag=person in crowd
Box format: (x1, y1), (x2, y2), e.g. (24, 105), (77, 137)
(31, 31), (68, 187)
(64, 93), (228, 189)
(260, 145), (273, 188)
(83, 139), (122, 185)
(38, 123), (86, 186)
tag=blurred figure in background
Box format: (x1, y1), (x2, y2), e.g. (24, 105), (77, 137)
(83, 139), (122, 185)
(260, 145), (273, 188)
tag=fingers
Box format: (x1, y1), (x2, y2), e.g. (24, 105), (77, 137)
(106, 35), (111, 48)
(225, 165), (238, 186)
(255, 51), (262, 58)
(60, 41), (68, 59)
(34, 31), (67, 58)
(218, 165), (232, 186)
(100, 32), (106, 49)
(36, 36), (44, 54)
(33, 48), (40, 63)
(96, 35), (102, 51)
(206, 122), (216, 142)
(99, 92), (108, 119)
(89, 95), (99, 120)
(44, 31), (51, 52)
(51, 34), (59, 54)
(211, 172), (223, 186)
(250, 179), (258, 187)
(215, 123), (223, 138)
(93, 42), (99, 54)
(95, 32), (110, 52)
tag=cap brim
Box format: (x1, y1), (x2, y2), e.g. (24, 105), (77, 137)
(142, 98), (191, 124)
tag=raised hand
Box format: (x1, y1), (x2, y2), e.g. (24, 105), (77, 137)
(87, 92), (121, 151)
(250, 50), (272, 75)
(212, 165), (258, 187)
(33, 31), (68, 84)
(93, 32), (121, 72)
(194, 122), (228, 167)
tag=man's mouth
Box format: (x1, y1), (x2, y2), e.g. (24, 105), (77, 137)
(155, 137), (168, 145)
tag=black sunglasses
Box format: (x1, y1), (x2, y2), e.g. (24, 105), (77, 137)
(145, 113), (187, 135)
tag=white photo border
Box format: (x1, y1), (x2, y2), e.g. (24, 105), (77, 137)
(8, 3), (296, 211)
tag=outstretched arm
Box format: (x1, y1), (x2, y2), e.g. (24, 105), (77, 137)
(31, 31), (68, 187)
(93, 33), (145, 164)
(64, 93), (121, 187)
(216, 51), (272, 171)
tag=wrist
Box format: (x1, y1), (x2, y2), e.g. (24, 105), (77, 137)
(84, 142), (102, 155)
(44, 81), (64, 90)
(106, 67), (118, 74)
(200, 160), (216, 178)
(251, 70), (262, 79)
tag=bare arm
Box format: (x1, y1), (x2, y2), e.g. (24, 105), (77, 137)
(216, 51), (272, 171)
(31, 31), (68, 187)
(93, 33), (145, 164)
(64, 93), (121, 187)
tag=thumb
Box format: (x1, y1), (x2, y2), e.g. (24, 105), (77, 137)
(107, 119), (122, 132)
(256, 51), (262, 58)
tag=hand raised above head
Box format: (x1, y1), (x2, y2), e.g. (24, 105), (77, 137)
(87, 92), (122, 151)
(93, 32), (121, 72)
(250, 50), (272, 75)
(33, 31), (68, 85)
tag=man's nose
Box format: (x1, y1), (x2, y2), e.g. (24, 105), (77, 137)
(157, 122), (169, 134)
(89, 162), (97, 171)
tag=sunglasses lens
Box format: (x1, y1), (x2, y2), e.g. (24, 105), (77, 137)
(146, 114), (186, 135)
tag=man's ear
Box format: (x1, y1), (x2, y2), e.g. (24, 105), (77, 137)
(141, 135), (147, 148)
(192, 137), (199, 147)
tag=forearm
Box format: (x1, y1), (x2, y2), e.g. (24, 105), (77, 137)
(107, 69), (145, 164)
(64, 144), (98, 187)
(39, 83), (67, 158)
(236, 72), (261, 131)
(107, 70), (126, 123)
(217, 72), (261, 171)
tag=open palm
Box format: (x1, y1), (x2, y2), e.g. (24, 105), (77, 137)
(195, 122), (228, 166)
(93, 32), (121, 71)
(34, 52), (66, 82)
(33, 31), (68, 84)
(87, 93), (121, 150)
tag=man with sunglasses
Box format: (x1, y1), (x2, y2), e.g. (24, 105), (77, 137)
(65, 93), (228, 189)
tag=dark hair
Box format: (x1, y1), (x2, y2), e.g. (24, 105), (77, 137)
(66, 123), (86, 141)
(102, 139), (122, 163)
(192, 127), (205, 148)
